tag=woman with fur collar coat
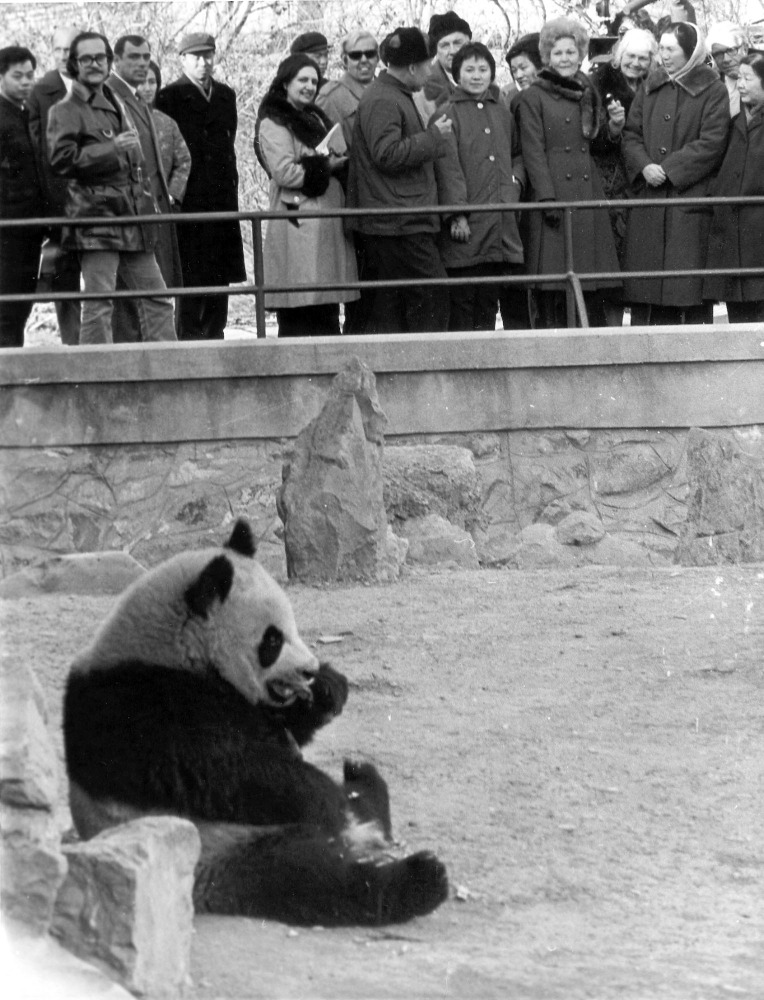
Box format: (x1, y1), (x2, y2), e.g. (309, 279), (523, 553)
(256, 54), (358, 337)
(516, 17), (622, 328)
(589, 30), (658, 261)
(621, 21), (730, 324)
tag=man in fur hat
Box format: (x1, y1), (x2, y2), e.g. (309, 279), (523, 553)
(346, 26), (452, 334)
(414, 11), (472, 121)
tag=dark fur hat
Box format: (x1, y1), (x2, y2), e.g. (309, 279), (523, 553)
(428, 11), (472, 52)
(384, 27), (430, 67)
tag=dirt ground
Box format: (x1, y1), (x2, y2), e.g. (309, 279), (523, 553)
(2, 563), (763, 1000)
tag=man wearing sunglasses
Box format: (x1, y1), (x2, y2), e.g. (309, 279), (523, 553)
(317, 31), (379, 148)
(47, 31), (175, 344)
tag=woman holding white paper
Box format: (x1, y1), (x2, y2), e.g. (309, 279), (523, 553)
(255, 53), (359, 336)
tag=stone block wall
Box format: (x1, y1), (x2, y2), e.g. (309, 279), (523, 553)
(2, 425), (762, 576)
(1, 329), (762, 575)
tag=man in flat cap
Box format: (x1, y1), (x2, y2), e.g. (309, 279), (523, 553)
(414, 11), (471, 121)
(290, 31), (330, 82)
(156, 33), (245, 339)
(346, 26), (452, 334)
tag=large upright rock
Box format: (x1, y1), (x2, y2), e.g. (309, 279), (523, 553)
(52, 817), (201, 999)
(277, 358), (406, 583)
(676, 428), (764, 565)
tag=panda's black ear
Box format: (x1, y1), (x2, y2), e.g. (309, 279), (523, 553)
(225, 519), (256, 558)
(185, 555), (235, 618)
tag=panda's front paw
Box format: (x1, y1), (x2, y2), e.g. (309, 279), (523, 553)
(311, 663), (349, 717)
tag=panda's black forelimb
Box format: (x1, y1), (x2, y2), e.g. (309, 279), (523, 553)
(266, 662), (348, 747)
(64, 663), (351, 835)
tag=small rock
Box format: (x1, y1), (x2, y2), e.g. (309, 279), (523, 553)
(555, 511), (606, 546)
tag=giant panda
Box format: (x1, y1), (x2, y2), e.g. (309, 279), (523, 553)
(63, 519), (448, 926)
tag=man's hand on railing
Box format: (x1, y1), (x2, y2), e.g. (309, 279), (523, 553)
(642, 163), (667, 187)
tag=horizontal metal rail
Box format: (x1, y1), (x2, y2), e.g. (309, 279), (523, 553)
(3, 195), (764, 338)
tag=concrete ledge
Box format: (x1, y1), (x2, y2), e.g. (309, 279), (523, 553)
(1, 328), (763, 446)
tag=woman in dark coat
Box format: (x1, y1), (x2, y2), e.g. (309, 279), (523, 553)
(516, 16), (622, 328)
(621, 21), (730, 325)
(704, 53), (764, 322)
(590, 29), (658, 258)
(433, 42), (527, 331)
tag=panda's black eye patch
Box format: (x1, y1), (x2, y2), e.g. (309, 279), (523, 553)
(258, 626), (284, 669)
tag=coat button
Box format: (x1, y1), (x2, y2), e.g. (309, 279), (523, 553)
(293, 195), (299, 202)
(659, 146), (667, 154)
(565, 116), (571, 122)
(477, 102), (483, 109)
(566, 172), (572, 179)
(583, 173), (589, 180)
(664, 114), (671, 120)
(484, 127), (491, 134)
(581, 146), (586, 152)
(489, 155), (495, 162)
(565, 145), (571, 151)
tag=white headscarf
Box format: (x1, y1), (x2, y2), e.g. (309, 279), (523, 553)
(662, 21), (708, 84)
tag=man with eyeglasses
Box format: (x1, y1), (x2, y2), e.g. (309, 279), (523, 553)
(155, 33), (245, 340)
(47, 31), (176, 345)
(707, 22), (748, 115)
(317, 31), (379, 149)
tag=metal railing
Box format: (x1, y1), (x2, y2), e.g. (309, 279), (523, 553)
(3, 194), (764, 339)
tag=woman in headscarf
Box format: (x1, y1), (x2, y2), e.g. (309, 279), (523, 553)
(704, 53), (764, 322)
(621, 21), (730, 324)
(516, 16), (622, 328)
(255, 53), (358, 336)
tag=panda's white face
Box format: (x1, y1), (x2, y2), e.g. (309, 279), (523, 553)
(72, 522), (319, 710)
(202, 554), (319, 708)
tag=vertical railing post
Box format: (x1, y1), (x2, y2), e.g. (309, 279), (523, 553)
(562, 206), (577, 328)
(251, 217), (267, 339)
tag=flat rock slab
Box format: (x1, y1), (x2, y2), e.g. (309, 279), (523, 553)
(0, 553), (145, 599)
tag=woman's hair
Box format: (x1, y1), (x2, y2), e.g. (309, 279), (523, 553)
(612, 27), (658, 71)
(740, 51), (764, 84)
(147, 59), (161, 90)
(538, 17), (589, 66)
(505, 32), (542, 70)
(451, 40), (496, 83)
(661, 20), (698, 60)
(266, 52), (319, 99)
(65, 31), (113, 80)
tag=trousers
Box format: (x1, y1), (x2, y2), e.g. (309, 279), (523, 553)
(78, 251), (176, 345)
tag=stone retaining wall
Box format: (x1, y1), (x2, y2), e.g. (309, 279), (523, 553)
(1, 329), (762, 575)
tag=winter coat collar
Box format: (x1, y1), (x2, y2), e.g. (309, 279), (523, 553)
(534, 69), (601, 139)
(257, 92), (333, 148)
(643, 63), (720, 98)
(70, 79), (121, 114)
(449, 84), (499, 105)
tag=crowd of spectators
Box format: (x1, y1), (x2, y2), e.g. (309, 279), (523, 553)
(2, 1), (764, 346)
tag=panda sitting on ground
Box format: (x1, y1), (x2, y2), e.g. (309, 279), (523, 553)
(64, 519), (448, 926)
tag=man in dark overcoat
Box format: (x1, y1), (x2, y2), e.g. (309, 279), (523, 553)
(0, 46), (46, 348)
(108, 33), (184, 341)
(27, 26), (81, 345)
(155, 33), (246, 340)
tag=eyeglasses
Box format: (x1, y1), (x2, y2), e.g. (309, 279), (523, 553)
(347, 49), (378, 61)
(77, 54), (109, 66)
